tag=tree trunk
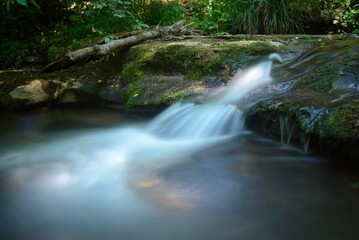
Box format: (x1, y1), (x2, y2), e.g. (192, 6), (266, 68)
(42, 20), (186, 72)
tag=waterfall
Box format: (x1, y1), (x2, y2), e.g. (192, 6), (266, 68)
(0, 53), (283, 184)
(280, 116), (295, 144)
(147, 53), (282, 140)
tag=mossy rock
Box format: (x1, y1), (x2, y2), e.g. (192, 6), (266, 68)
(119, 39), (289, 109)
(246, 97), (359, 162)
(121, 75), (205, 110)
(292, 39), (359, 93)
(315, 100), (359, 140)
(243, 38), (359, 163)
(2, 36), (357, 116)
(121, 40), (288, 84)
(311, 100), (359, 161)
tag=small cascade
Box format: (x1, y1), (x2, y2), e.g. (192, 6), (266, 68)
(301, 134), (310, 153)
(215, 54), (281, 104)
(296, 107), (327, 152)
(280, 116), (295, 144)
(0, 53), (284, 187)
(147, 102), (243, 139)
(279, 116), (310, 153)
(147, 53), (282, 140)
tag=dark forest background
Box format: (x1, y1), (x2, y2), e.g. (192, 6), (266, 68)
(1, 0), (358, 69)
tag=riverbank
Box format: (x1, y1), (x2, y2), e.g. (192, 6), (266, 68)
(1, 35), (358, 163)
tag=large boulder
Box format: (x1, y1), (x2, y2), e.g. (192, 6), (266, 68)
(245, 38), (359, 162)
(0, 35), (321, 111)
(116, 38), (294, 109)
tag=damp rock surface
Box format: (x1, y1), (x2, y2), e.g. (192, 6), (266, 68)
(245, 38), (359, 162)
(0, 35), (338, 111)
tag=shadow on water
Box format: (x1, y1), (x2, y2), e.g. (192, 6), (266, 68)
(1, 51), (359, 240)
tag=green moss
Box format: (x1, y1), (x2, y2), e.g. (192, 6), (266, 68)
(247, 100), (318, 140)
(310, 78), (333, 92)
(316, 100), (359, 139)
(277, 102), (301, 115)
(295, 62), (336, 92)
(246, 100), (272, 115)
(186, 71), (204, 81)
(154, 90), (187, 105)
(133, 70), (145, 80)
(245, 42), (282, 55)
(310, 100), (359, 159)
(123, 82), (142, 109)
(120, 40), (287, 86)
(148, 44), (221, 78)
(119, 39), (289, 109)
(121, 44), (219, 84)
(120, 46), (155, 83)
(316, 39), (359, 53)
(293, 41), (359, 93)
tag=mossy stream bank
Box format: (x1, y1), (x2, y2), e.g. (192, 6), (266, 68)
(246, 38), (359, 162)
(1, 35), (358, 163)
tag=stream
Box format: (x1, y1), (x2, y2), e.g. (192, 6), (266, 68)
(1, 53), (359, 240)
(0, 108), (359, 240)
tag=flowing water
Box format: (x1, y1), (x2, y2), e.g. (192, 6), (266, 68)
(1, 54), (359, 240)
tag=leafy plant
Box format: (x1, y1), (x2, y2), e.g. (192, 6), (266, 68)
(0, 39), (34, 68)
(5, 0), (34, 9)
(67, 0), (149, 34)
(147, 0), (186, 26)
(46, 0), (151, 60)
(186, 0), (231, 33)
(186, 0), (324, 34)
(227, 0), (313, 34)
(324, 0), (359, 33)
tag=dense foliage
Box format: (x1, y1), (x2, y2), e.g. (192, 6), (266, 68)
(1, 0), (358, 69)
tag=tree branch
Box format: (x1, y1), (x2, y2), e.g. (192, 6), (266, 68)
(42, 20), (186, 72)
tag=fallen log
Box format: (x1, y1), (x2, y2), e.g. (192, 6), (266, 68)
(42, 20), (187, 72)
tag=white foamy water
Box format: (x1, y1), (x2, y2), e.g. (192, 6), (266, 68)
(146, 53), (282, 140)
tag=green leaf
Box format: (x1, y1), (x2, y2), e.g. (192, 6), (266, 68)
(16, 0), (27, 6)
